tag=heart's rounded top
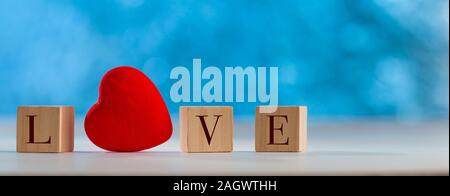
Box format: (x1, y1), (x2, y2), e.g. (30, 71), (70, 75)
(84, 66), (173, 152)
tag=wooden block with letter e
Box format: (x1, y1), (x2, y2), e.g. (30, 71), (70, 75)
(255, 106), (307, 152)
(180, 106), (233, 153)
(16, 106), (74, 153)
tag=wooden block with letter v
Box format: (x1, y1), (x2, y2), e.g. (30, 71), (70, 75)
(180, 106), (233, 153)
(16, 106), (74, 153)
(255, 106), (307, 152)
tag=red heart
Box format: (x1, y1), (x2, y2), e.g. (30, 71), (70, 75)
(84, 66), (173, 152)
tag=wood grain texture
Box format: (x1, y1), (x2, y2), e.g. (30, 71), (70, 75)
(255, 106), (307, 152)
(16, 106), (74, 153)
(180, 106), (233, 153)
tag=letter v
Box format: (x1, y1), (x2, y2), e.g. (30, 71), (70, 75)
(196, 115), (222, 145)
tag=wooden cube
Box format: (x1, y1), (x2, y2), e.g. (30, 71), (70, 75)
(255, 106), (307, 152)
(17, 106), (74, 153)
(180, 106), (233, 153)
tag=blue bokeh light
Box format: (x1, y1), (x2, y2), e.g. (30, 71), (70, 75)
(0, 0), (448, 120)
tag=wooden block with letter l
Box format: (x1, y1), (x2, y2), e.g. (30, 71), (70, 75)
(180, 106), (233, 153)
(16, 106), (74, 153)
(255, 106), (307, 152)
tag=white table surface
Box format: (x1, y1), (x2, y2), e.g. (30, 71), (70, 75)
(0, 117), (448, 176)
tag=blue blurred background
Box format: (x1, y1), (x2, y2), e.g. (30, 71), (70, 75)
(0, 0), (448, 120)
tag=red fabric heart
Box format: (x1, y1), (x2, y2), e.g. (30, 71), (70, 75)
(84, 66), (172, 152)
